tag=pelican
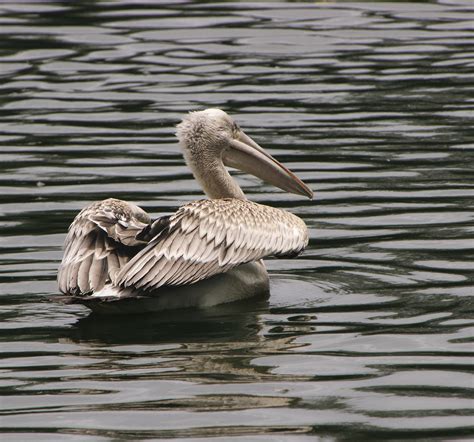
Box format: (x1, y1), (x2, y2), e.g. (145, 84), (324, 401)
(58, 109), (312, 314)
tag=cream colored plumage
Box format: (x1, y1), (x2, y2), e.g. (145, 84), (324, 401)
(58, 198), (150, 295)
(57, 108), (312, 314)
(116, 198), (308, 290)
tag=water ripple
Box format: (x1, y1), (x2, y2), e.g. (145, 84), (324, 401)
(0, 0), (473, 440)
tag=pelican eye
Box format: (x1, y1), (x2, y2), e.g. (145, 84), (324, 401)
(232, 122), (240, 136)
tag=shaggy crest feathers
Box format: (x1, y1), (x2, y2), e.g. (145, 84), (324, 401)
(175, 108), (246, 199)
(176, 109), (234, 158)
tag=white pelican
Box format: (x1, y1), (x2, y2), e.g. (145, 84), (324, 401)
(58, 109), (312, 314)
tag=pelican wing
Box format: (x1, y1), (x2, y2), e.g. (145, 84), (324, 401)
(116, 199), (308, 291)
(58, 198), (152, 295)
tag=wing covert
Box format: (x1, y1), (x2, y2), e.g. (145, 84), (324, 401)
(116, 198), (308, 291)
(58, 198), (151, 295)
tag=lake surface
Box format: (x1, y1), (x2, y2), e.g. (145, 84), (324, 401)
(0, 0), (473, 440)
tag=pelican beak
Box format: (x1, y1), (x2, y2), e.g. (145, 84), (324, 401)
(222, 130), (313, 199)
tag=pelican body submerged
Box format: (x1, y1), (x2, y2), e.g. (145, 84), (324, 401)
(58, 109), (312, 314)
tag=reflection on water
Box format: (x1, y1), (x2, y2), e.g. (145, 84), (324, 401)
(0, 0), (473, 440)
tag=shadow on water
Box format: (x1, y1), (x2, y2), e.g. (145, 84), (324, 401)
(70, 297), (270, 345)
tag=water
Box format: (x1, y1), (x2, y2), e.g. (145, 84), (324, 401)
(0, 0), (473, 440)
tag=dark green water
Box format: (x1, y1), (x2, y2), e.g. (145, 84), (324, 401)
(0, 1), (473, 440)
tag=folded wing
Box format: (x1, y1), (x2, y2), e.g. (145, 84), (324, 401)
(58, 198), (152, 295)
(116, 199), (308, 291)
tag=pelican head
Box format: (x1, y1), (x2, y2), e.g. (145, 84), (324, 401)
(176, 108), (313, 199)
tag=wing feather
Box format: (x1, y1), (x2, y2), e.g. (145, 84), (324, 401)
(78, 254), (93, 292)
(116, 198), (308, 291)
(89, 253), (107, 291)
(58, 198), (152, 295)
